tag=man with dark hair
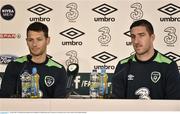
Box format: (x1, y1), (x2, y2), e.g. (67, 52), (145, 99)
(0, 22), (67, 98)
(112, 19), (180, 99)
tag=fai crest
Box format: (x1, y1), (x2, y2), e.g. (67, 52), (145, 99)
(151, 71), (161, 83)
(44, 76), (55, 87)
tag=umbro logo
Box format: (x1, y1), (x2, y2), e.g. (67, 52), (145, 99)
(92, 3), (117, 16)
(124, 31), (131, 37)
(158, 3), (180, 16)
(27, 4), (52, 16)
(124, 31), (132, 46)
(60, 28), (85, 46)
(27, 4), (53, 22)
(92, 3), (117, 22)
(60, 27), (84, 40)
(158, 3), (180, 22)
(92, 51), (117, 64)
(128, 74), (134, 80)
(164, 52), (180, 62)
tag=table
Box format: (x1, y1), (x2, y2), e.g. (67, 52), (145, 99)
(0, 99), (180, 111)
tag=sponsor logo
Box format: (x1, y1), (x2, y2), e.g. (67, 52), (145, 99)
(92, 3), (117, 22)
(0, 55), (18, 64)
(158, 3), (180, 22)
(124, 31), (132, 46)
(164, 27), (177, 47)
(92, 51), (117, 70)
(60, 27), (84, 46)
(151, 71), (161, 83)
(135, 87), (151, 100)
(0, 4), (15, 20)
(65, 50), (79, 66)
(74, 75), (112, 90)
(74, 75), (81, 89)
(0, 33), (21, 39)
(66, 3), (79, 22)
(130, 2), (143, 21)
(164, 52), (180, 62)
(98, 26), (111, 46)
(128, 74), (134, 80)
(27, 4), (52, 22)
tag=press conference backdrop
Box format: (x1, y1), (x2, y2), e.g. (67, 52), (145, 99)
(0, 0), (180, 95)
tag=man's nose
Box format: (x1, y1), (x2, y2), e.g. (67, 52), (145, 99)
(32, 41), (37, 46)
(133, 37), (139, 44)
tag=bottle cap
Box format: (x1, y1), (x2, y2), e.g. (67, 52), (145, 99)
(32, 67), (37, 74)
(92, 69), (97, 72)
(100, 67), (106, 74)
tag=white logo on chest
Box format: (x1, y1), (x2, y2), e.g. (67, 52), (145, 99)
(135, 87), (151, 100)
(151, 71), (161, 83)
(128, 74), (135, 80)
(44, 76), (55, 87)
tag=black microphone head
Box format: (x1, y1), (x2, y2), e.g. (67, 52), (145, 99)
(67, 63), (79, 77)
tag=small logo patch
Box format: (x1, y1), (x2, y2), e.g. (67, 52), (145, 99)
(151, 71), (161, 83)
(128, 74), (134, 80)
(44, 76), (55, 87)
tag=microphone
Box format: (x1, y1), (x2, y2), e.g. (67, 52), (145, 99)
(66, 63), (79, 97)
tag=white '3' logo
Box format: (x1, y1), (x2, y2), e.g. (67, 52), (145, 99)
(66, 3), (79, 21)
(135, 87), (151, 100)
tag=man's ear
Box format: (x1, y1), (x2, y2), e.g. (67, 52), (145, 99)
(47, 37), (50, 45)
(151, 34), (155, 41)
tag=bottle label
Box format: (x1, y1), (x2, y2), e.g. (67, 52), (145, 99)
(21, 71), (32, 98)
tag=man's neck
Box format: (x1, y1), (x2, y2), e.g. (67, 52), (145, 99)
(136, 49), (155, 61)
(31, 54), (47, 64)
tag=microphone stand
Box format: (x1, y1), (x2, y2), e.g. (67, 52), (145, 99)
(66, 63), (79, 98)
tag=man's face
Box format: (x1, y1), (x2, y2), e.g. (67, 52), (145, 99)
(26, 30), (49, 57)
(130, 26), (154, 56)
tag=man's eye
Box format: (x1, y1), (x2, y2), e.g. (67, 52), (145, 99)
(130, 35), (135, 39)
(37, 38), (43, 41)
(139, 33), (145, 37)
(27, 39), (32, 42)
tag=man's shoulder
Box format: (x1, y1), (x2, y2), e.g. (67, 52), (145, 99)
(46, 58), (64, 69)
(13, 55), (28, 63)
(119, 55), (134, 64)
(154, 52), (173, 64)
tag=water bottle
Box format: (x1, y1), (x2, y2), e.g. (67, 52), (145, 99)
(20, 70), (32, 98)
(99, 67), (108, 98)
(89, 69), (99, 98)
(104, 69), (108, 98)
(31, 67), (40, 98)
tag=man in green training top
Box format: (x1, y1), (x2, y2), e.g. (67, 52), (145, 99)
(112, 19), (180, 99)
(0, 22), (67, 98)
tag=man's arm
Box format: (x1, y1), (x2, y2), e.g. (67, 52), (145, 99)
(0, 62), (18, 97)
(112, 62), (127, 99)
(165, 61), (180, 99)
(53, 66), (67, 98)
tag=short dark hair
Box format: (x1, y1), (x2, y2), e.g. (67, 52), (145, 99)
(27, 22), (49, 38)
(130, 19), (154, 35)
